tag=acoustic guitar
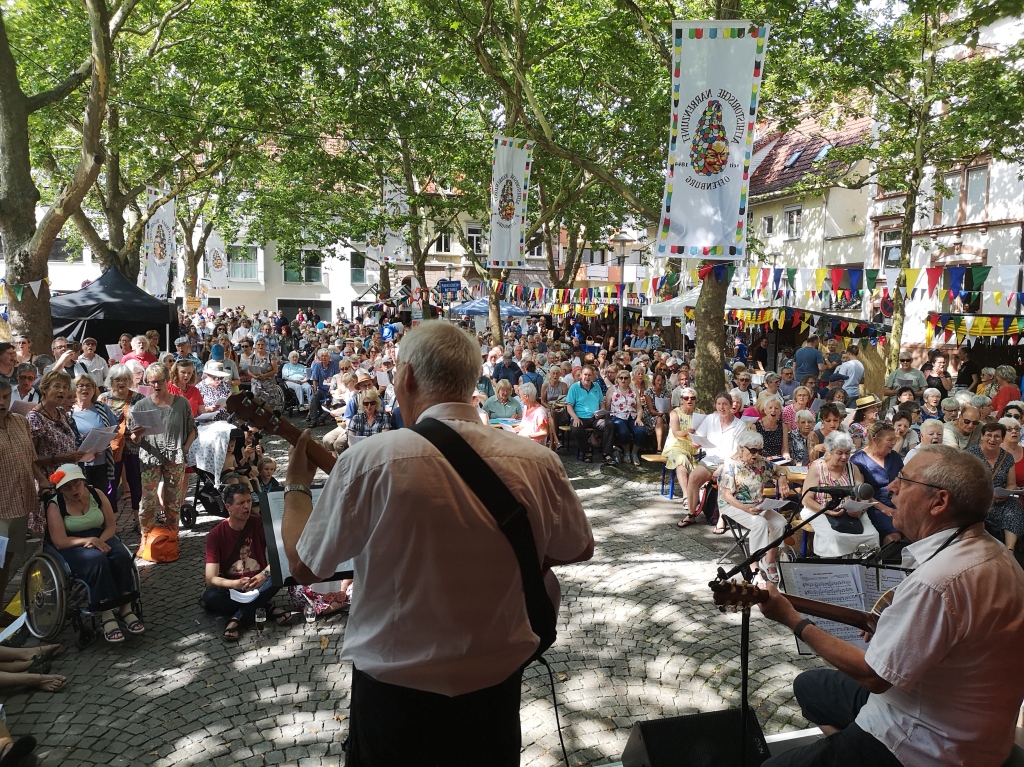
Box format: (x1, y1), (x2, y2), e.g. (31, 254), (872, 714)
(710, 579), (895, 635)
(226, 392), (336, 475)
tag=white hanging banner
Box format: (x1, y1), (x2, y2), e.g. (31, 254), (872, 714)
(369, 180), (411, 265)
(140, 186), (176, 298)
(27, 280), (41, 298)
(207, 230), (228, 289)
(488, 135), (535, 269)
(655, 21), (769, 261)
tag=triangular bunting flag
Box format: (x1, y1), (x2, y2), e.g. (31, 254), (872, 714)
(10, 284), (23, 301)
(814, 269), (828, 293)
(864, 269), (879, 290)
(924, 268), (942, 297)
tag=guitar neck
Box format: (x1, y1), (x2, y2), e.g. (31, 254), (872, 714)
(225, 392), (336, 475)
(783, 594), (877, 635)
(272, 419), (337, 476)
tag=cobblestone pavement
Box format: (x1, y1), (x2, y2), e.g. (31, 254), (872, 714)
(10, 421), (824, 767)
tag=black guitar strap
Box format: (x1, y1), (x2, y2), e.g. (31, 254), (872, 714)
(409, 417), (556, 664)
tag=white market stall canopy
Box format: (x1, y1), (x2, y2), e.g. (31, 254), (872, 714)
(644, 287), (762, 318)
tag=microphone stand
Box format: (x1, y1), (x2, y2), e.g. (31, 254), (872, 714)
(714, 488), (848, 585)
(709, 487), (849, 767)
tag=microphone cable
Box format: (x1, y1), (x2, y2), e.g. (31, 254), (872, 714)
(534, 656), (571, 767)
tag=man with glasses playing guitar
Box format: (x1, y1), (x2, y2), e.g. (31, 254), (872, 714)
(754, 446), (1024, 767)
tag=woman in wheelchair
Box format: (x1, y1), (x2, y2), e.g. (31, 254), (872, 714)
(45, 464), (144, 643)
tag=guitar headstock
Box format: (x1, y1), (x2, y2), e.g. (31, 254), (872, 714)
(226, 392), (284, 434)
(710, 579), (769, 611)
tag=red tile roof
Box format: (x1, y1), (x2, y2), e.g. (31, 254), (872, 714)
(749, 115), (871, 198)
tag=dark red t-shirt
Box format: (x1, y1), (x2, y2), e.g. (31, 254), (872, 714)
(205, 515), (268, 579)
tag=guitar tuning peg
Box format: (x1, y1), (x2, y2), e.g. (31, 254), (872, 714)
(731, 605), (738, 613)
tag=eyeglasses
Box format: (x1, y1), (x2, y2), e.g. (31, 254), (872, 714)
(681, 396), (696, 401)
(53, 345), (67, 352)
(15, 341), (29, 345)
(17, 374), (34, 381)
(362, 400), (376, 405)
(148, 378), (166, 385)
(899, 358), (912, 363)
(960, 418), (980, 426)
(745, 447), (762, 454)
(895, 471), (945, 492)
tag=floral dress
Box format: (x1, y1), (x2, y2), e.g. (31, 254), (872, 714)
(717, 457), (779, 513)
(28, 407), (79, 532)
(789, 430), (810, 465)
(756, 419), (785, 459)
(967, 446), (1024, 537)
(247, 353), (285, 409)
(662, 408), (697, 471)
(608, 388), (640, 420)
(643, 386), (669, 432)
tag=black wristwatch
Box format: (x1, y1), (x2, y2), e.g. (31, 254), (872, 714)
(793, 618), (816, 640)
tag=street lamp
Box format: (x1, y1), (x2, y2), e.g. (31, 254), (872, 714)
(610, 229), (636, 351)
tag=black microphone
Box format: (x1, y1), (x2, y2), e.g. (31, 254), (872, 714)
(806, 483), (874, 500)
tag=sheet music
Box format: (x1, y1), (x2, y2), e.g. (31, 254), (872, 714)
(690, 413), (706, 429)
(263, 488), (354, 586)
(78, 425), (118, 456)
(781, 563), (869, 650)
(866, 568), (908, 611)
(9, 400), (33, 416)
(129, 407), (165, 436)
(654, 397), (671, 414)
(106, 344), (124, 362)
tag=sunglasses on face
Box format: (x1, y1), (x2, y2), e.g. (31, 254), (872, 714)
(745, 447), (762, 454)
(681, 396), (696, 401)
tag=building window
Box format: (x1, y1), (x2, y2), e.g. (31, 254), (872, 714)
(432, 232), (451, 254)
(527, 242), (544, 258)
(813, 144), (831, 162)
(936, 165), (988, 227)
(284, 251), (323, 284)
(784, 150), (803, 168)
(785, 207), (802, 239)
(226, 245), (258, 280)
(466, 224), (483, 255)
(762, 215), (774, 236)
(351, 251), (367, 285)
(880, 229), (902, 269)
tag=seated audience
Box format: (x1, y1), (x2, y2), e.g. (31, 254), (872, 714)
(45, 464), (143, 643)
(968, 422), (1023, 552)
(851, 421), (903, 545)
(716, 430), (789, 583)
(800, 431), (879, 557)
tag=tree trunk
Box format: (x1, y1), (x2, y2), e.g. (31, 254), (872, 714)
(379, 265), (391, 301)
(693, 273), (729, 409)
(488, 268), (508, 342)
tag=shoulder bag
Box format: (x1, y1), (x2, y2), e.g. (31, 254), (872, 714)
(410, 417), (556, 665)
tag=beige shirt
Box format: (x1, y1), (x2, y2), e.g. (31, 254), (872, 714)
(0, 413), (37, 520)
(297, 402), (593, 696)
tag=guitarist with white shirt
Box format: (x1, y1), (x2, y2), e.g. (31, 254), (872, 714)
(756, 445), (1024, 767)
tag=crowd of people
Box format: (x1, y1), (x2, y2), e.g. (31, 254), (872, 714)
(0, 302), (1022, 765)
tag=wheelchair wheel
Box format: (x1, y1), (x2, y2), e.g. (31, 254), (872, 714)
(22, 552), (67, 641)
(180, 503), (197, 529)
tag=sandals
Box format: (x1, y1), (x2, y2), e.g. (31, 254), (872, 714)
(676, 514), (699, 528)
(0, 735), (37, 767)
(582, 454), (593, 463)
(120, 610), (145, 635)
(223, 618), (242, 642)
(26, 656), (51, 675)
(712, 526), (726, 535)
(269, 606), (296, 626)
(101, 616), (124, 644)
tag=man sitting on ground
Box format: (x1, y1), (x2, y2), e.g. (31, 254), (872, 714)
(202, 484), (292, 642)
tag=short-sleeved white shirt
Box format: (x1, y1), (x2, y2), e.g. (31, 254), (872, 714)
(857, 525), (1024, 766)
(296, 402), (593, 696)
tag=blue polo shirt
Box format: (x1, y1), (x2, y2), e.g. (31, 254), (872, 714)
(566, 381), (602, 419)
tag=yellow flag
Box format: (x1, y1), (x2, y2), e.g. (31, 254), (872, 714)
(814, 269), (828, 293)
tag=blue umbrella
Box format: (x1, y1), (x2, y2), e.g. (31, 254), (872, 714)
(451, 297), (529, 317)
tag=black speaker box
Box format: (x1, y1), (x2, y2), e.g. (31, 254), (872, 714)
(621, 707), (771, 767)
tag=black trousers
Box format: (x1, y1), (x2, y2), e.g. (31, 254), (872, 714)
(569, 416), (613, 458)
(345, 667), (523, 767)
(762, 669), (901, 767)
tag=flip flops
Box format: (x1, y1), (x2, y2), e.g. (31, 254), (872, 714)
(676, 514), (699, 528)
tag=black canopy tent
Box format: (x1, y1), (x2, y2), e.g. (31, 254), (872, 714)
(50, 268), (177, 352)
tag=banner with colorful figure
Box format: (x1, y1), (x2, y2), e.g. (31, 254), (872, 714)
(368, 179), (411, 264)
(207, 230), (228, 289)
(655, 21), (769, 261)
(140, 186), (176, 297)
(488, 135), (535, 269)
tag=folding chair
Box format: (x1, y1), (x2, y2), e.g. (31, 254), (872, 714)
(716, 515), (752, 566)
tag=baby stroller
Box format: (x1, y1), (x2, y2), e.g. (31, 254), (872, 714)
(180, 466), (227, 529)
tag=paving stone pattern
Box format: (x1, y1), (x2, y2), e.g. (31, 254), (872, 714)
(11, 421), (824, 766)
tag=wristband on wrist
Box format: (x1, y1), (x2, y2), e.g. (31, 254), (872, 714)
(283, 484), (312, 499)
(793, 618), (815, 641)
